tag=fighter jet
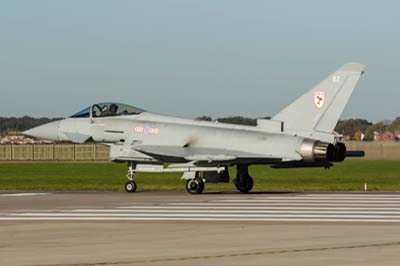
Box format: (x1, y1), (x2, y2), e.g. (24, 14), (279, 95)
(24, 63), (365, 194)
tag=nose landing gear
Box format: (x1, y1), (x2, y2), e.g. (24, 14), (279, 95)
(125, 162), (137, 193)
(125, 180), (137, 193)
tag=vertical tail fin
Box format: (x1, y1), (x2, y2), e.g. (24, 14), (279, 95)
(273, 63), (365, 133)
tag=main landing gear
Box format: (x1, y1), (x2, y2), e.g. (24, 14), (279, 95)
(122, 161), (254, 194)
(233, 164), (254, 193)
(125, 162), (137, 193)
(185, 165), (254, 194)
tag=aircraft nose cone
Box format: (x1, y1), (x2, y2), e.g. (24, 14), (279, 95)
(23, 120), (61, 141)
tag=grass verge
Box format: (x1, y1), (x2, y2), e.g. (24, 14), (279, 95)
(0, 160), (399, 192)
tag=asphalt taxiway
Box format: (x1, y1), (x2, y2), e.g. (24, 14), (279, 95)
(1, 191), (400, 266)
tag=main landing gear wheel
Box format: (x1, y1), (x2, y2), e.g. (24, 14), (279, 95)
(186, 177), (205, 194)
(125, 181), (137, 193)
(234, 176), (253, 193)
(234, 164), (254, 193)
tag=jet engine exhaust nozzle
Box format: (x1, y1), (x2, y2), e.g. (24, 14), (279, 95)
(299, 139), (335, 163)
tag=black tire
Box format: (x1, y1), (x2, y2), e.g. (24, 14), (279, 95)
(234, 175), (254, 193)
(186, 177), (205, 194)
(125, 181), (137, 193)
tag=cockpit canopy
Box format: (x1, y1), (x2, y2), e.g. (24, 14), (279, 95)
(70, 102), (145, 118)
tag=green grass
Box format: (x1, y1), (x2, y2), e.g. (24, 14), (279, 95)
(0, 160), (399, 192)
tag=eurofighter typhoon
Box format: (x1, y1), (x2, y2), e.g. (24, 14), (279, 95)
(25, 63), (365, 193)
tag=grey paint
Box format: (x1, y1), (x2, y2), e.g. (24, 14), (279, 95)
(24, 63), (365, 169)
(273, 63), (365, 133)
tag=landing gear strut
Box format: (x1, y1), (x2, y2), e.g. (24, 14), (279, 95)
(125, 162), (137, 193)
(186, 172), (204, 194)
(234, 164), (254, 193)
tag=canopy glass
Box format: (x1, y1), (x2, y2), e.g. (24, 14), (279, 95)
(70, 103), (145, 118)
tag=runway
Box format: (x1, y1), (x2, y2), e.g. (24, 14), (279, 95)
(2, 191), (400, 266)
(2, 192), (400, 222)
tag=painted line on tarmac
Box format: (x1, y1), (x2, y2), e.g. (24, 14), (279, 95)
(203, 195), (400, 201)
(7, 213), (400, 218)
(260, 194), (400, 197)
(65, 209), (400, 214)
(118, 206), (400, 211)
(0, 193), (50, 197)
(220, 194), (400, 198)
(303, 194), (400, 197)
(170, 202), (400, 207)
(3, 193), (400, 223)
(233, 197), (400, 201)
(213, 199), (400, 203)
(2, 217), (400, 222)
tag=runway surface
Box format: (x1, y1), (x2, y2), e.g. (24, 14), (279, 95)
(1, 191), (400, 265)
(2, 192), (400, 222)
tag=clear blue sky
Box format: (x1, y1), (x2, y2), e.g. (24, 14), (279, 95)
(1, 0), (399, 121)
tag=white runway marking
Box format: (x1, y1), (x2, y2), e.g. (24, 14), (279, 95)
(68, 209), (400, 214)
(1, 217), (400, 222)
(11, 213), (400, 218)
(171, 202), (400, 207)
(214, 200), (400, 203)
(0, 193), (50, 197)
(118, 206), (400, 211)
(216, 196), (400, 200)
(2, 193), (400, 223)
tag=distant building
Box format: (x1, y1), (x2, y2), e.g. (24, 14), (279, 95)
(395, 130), (400, 141)
(353, 131), (365, 141)
(374, 130), (395, 141)
(0, 130), (51, 144)
(339, 131), (365, 141)
(373, 131), (381, 141)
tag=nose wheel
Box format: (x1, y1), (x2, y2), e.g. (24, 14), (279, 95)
(125, 181), (137, 193)
(186, 177), (205, 194)
(125, 161), (138, 193)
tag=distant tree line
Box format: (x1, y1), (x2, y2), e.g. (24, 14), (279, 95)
(334, 119), (372, 139)
(0, 116), (62, 133)
(335, 118), (400, 140)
